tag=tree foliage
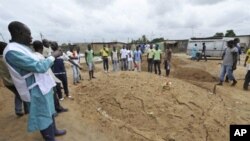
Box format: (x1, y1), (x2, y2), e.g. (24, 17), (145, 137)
(131, 35), (149, 44)
(151, 37), (164, 43)
(213, 32), (224, 37)
(225, 30), (236, 37)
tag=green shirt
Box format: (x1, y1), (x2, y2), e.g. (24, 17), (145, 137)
(153, 49), (162, 60)
(147, 48), (155, 59)
(86, 50), (94, 63)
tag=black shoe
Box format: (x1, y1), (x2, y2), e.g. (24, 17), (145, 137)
(16, 113), (24, 117)
(55, 129), (67, 136)
(57, 108), (68, 113)
(92, 76), (96, 79)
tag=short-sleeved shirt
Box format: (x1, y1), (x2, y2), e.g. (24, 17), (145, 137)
(153, 49), (162, 60)
(147, 48), (154, 59)
(164, 48), (172, 61)
(134, 50), (142, 61)
(86, 50), (94, 64)
(223, 47), (238, 66)
(43, 46), (52, 58)
(100, 47), (109, 57)
(120, 48), (127, 59)
(246, 49), (250, 64)
(112, 50), (118, 61)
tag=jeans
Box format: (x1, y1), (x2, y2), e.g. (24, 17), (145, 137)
(219, 65), (235, 82)
(148, 58), (153, 72)
(154, 60), (161, 75)
(164, 60), (171, 77)
(121, 58), (127, 71)
(128, 61), (133, 71)
(72, 65), (80, 83)
(112, 60), (118, 71)
(103, 57), (109, 71)
(6, 85), (29, 114)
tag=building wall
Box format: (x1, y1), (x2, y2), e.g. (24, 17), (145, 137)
(237, 36), (250, 49)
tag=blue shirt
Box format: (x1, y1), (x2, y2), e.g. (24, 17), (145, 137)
(134, 50), (142, 61)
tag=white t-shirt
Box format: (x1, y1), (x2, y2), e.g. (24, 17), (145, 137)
(120, 49), (127, 59)
(112, 51), (118, 61)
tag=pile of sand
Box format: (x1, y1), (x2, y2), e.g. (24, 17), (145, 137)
(74, 71), (235, 141)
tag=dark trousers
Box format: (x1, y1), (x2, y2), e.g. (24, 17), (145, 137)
(121, 58), (127, 71)
(6, 85), (29, 114)
(154, 60), (161, 75)
(103, 57), (109, 71)
(164, 60), (170, 77)
(55, 83), (63, 99)
(148, 58), (153, 72)
(244, 70), (250, 90)
(55, 74), (69, 96)
(53, 84), (63, 112)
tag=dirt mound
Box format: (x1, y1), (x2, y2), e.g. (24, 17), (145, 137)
(74, 72), (231, 141)
(172, 67), (218, 82)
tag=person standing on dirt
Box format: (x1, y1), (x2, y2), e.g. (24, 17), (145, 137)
(85, 44), (96, 80)
(164, 43), (172, 77)
(201, 42), (207, 61)
(225, 38), (241, 82)
(153, 44), (162, 75)
(191, 44), (198, 60)
(243, 48), (250, 90)
(217, 40), (238, 86)
(69, 46), (81, 84)
(120, 45), (128, 71)
(234, 38), (241, 65)
(134, 45), (142, 72)
(0, 41), (29, 117)
(111, 46), (119, 72)
(33, 40), (68, 114)
(3, 21), (66, 141)
(51, 42), (73, 100)
(100, 44), (109, 73)
(147, 44), (154, 72)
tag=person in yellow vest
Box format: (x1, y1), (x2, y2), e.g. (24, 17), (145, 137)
(100, 44), (109, 73)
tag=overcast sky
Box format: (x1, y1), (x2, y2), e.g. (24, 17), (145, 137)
(0, 0), (250, 44)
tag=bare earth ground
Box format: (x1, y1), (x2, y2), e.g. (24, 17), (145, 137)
(1, 53), (250, 141)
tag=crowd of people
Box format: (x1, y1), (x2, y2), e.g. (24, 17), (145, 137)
(0, 21), (250, 141)
(98, 42), (172, 77)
